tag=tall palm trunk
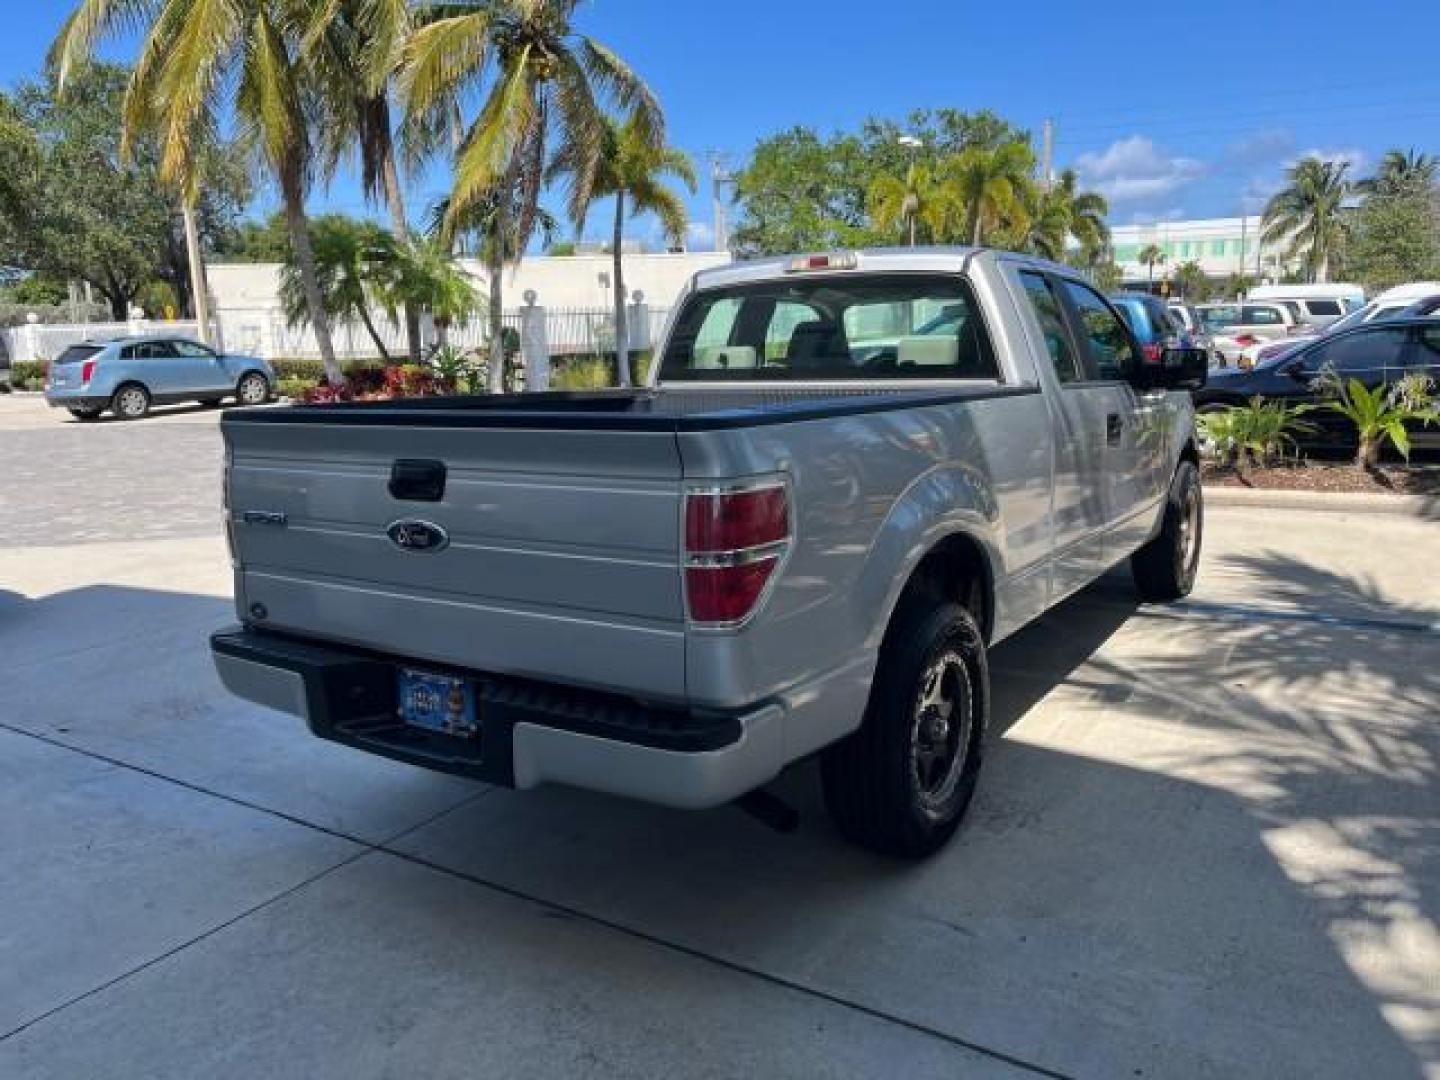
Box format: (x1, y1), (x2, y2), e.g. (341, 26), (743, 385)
(280, 174), (340, 384)
(486, 221), (506, 394)
(971, 210), (983, 247)
(373, 103), (422, 363)
(613, 189), (630, 388)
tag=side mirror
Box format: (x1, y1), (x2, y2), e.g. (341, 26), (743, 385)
(1129, 346), (1208, 393)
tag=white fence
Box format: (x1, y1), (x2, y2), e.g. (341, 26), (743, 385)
(1, 319), (202, 366)
(215, 305), (672, 362)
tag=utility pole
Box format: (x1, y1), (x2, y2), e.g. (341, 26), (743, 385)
(1041, 118), (1055, 191)
(706, 151), (730, 254)
(182, 200), (211, 344)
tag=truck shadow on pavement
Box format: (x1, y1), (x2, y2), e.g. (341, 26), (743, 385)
(2, 561), (1434, 1078)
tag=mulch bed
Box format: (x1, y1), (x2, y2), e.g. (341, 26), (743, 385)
(1202, 460), (1440, 495)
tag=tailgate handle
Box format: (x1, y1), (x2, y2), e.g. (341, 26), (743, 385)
(389, 459), (447, 502)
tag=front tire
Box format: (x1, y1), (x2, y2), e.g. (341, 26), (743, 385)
(236, 372), (269, 406)
(1132, 460), (1203, 602)
(821, 599), (988, 859)
(111, 383), (150, 421)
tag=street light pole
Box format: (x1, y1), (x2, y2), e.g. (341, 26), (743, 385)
(897, 135), (924, 248)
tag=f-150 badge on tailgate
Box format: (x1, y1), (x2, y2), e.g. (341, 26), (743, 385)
(387, 520), (450, 553)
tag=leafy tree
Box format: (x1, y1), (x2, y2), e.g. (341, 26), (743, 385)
(867, 163), (956, 246)
(1172, 260), (1210, 302)
(1262, 157), (1351, 284)
(371, 235), (482, 349)
(551, 116), (695, 386)
(214, 213), (294, 263)
(1346, 186), (1440, 292)
(1221, 272), (1254, 300)
(6, 275), (70, 306)
(55, 0), (345, 380)
(0, 65), (247, 319)
(947, 140), (1035, 246)
(1011, 168), (1109, 262)
(1138, 243), (1166, 286)
(1090, 262), (1124, 292)
(546, 240), (577, 256)
(279, 215), (396, 361)
(1357, 149), (1437, 199)
(401, 0), (663, 392)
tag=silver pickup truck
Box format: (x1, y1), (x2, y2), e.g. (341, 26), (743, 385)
(212, 248), (1207, 858)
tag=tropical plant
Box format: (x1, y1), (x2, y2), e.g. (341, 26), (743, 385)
(401, 0), (663, 392)
(1138, 243), (1166, 287)
(1090, 262), (1124, 292)
(1172, 260), (1210, 302)
(550, 115), (695, 386)
(371, 234), (483, 349)
(946, 140), (1035, 246)
(867, 163), (956, 246)
(53, 0), (344, 381)
(1313, 368), (1439, 467)
(1357, 149), (1438, 199)
(1018, 168), (1109, 262)
(1198, 398), (1315, 471)
(1222, 272), (1254, 300)
(1262, 157), (1352, 284)
(279, 215), (395, 362)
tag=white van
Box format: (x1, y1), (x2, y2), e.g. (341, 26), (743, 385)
(1246, 284), (1366, 329)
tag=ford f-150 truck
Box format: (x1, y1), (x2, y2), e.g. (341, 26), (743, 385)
(211, 248), (1207, 858)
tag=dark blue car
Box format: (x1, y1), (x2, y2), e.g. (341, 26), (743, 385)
(1194, 317), (1440, 453)
(1109, 293), (1200, 363)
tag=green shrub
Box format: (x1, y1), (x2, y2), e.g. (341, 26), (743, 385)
(551, 356), (615, 390)
(1315, 367), (1438, 467)
(269, 357), (386, 382)
(276, 376), (320, 400)
(1198, 397), (1314, 470)
(8, 360), (48, 387)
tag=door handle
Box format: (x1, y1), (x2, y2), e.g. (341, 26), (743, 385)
(389, 459), (447, 502)
(1106, 413), (1124, 446)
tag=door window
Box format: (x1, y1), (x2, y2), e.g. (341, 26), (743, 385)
(1303, 328), (1408, 377)
(171, 340), (217, 358)
(1305, 300), (1342, 317)
(121, 341), (178, 360)
(1017, 271), (1082, 384)
(1241, 305), (1284, 326)
(1061, 280), (1137, 381)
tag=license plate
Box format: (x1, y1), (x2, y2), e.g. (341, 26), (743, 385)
(397, 668), (479, 740)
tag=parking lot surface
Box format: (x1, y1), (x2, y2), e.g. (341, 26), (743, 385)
(2, 395), (1437, 1079)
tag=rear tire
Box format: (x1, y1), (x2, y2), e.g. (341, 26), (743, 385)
(200, 398), (224, 408)
(1132, 460), (1203, 602)
(68, 407), (103, 421)
(821, 598), (988, 859)
(236, 372), (269, 406)
(111, 383), (150, 420)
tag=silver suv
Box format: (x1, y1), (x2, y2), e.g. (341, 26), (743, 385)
(44, 335), (274, 420)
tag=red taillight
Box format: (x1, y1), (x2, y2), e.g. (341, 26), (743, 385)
(683, 481), (790, 626)
(1235, 334), (1258, 347)
(1142, 343), (1163, 363)
(81, 358), (97, 385)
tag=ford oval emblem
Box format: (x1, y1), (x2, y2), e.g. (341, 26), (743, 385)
(387, 520), (450, 553)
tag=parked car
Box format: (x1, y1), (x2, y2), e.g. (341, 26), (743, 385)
(1195, 317), (1440, 454)
(1247, 283), (1365, 329)
(43, 335), (274, 420)
(210, 247), (1208, 860)
(1239, 285), (1440, 367)
(1197, 302), (1303, 366)
(1111, 292), (1206, 362)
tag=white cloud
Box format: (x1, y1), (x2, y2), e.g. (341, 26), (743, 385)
(1293, 146), (1367, 173)
(1226, 128), (1296, 167)
(1074, 136), (1207, 205)
(1128, 207), (1187, 226)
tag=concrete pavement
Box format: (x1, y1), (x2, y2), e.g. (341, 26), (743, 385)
(1, 395), (1436, 1079)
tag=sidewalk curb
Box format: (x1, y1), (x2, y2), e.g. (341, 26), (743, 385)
(1205, 484), (1438, 516)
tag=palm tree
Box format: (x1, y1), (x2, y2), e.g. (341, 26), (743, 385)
(1053, 168), (1109, 262)
(371, 234), (482, 349)
(867, 164), (956, 246)
(401, 0), (663, 392)
(303, 0), (423, 359)
(279, 215), (395, 361)
(947, 140), (1035, 246)
(1358, 149), (1438, 199)
(1138, 243), (1166, 287)
(52, 0), (343, 382)
(551, 117), (696, 386)
(1262, 156), (1351, 284)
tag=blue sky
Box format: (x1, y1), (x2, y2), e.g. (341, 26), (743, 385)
(6, 1), (1439, 247)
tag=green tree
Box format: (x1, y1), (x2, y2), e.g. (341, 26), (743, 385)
(1347, 186), (1440, 291)
(1222, 272), (1254, 300)
(278, 214), (395, 361)
(1262, 156), (1351, 284)
(0, 65), (247, 319)
(1172, 260), (1210, 302)
(867, 163), (956, 246)
(55, 0), (344, 380)
(1012, 168), (1109, 261)
(402, 0), (663, 392)
(371, 235), (482, 349)
(551, 116), (695, 386)
(1090, 262), (1124, 292)
(946, 140), (1035, 246)
(1138, 243), (1166, 287)
(1357, 149), (1438, 199)
(214, 213), (294, 262)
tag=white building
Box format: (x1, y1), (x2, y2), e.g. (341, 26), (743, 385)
(1109, 216), (1298, 287)
(208, 251), (730, 360)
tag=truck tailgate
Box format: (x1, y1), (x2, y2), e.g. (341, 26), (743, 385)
(224, 418), (686, 700)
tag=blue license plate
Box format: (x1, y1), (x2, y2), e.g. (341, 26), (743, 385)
(397, 668), (479, 740)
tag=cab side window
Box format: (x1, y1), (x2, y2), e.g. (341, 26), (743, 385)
(1061, 280), (1137, 381)
(172, 340), (216, 358)
(1018, 271), (1082, 385)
